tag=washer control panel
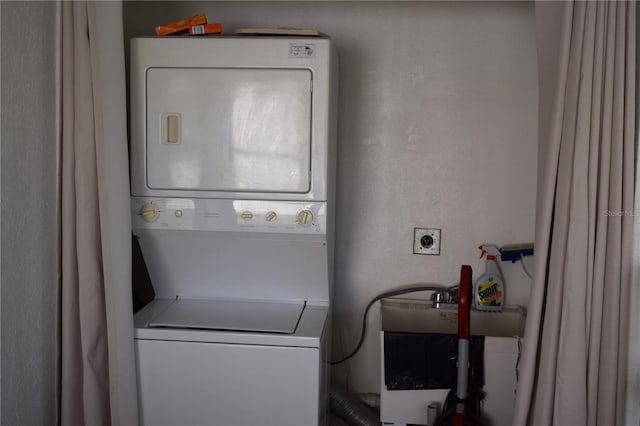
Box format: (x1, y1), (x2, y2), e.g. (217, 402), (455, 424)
(132, 197), (327, 234)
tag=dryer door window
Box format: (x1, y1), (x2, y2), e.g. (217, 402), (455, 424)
(146, 67), (312, 193)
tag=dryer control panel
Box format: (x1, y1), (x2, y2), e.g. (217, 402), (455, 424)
(132, 197), (327, 235)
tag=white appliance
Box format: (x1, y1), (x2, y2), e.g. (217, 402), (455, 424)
(130, 37), (338, 426)
(379, 299), (525, 426)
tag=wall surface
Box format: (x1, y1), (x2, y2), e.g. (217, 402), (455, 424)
(1, 1), (58, 424)
(123, 1), (538, 393)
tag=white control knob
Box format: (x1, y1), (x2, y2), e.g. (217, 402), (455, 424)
(240, 211), (254, 221)
(140, 203), (159, 222)
(265, 211), (278, 222)
(296, 210), (314, 225)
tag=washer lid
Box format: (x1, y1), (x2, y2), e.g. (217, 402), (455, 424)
(148, 299), (305, 334)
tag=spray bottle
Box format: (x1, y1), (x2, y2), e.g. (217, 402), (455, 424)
(474, 245), (505, 311)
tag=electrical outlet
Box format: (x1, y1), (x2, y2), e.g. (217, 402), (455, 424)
(413, 228), (441, 255)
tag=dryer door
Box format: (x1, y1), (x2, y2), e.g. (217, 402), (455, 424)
(146, 67), (312, 194)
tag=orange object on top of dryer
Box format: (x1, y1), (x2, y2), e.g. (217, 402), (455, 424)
(189, 23), (222, 36)
(155, 13), (207, 36)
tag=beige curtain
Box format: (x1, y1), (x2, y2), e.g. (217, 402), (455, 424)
(627, 121), (640, 421)
(59, 1), (138, 424)
(513, 1), (636, 425)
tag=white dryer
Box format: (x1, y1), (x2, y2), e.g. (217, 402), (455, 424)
(129, 37), (338, 426)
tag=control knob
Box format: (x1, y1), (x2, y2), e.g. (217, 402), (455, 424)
(140, 203), (159, 222)
(296, 209), (314, 225)
(265, 211), (278, 222)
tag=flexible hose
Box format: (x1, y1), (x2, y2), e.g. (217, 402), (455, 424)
(329, 385), (380, 426)
(331, 283), (449, 365)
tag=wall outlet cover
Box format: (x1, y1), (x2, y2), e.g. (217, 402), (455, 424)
(413, 228), (441, 255)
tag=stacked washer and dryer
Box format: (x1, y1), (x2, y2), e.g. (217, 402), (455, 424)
(129, 36), (338, 426)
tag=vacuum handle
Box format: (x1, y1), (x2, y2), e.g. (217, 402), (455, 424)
(458, 265), (471, 339)
(456, 265), (472, 404)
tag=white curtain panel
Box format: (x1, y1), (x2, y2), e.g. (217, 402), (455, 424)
(59, 1), (137, 424)
(514, 2), (636, 425)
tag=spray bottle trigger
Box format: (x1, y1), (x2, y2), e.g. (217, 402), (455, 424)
(478, 245), (487, 259)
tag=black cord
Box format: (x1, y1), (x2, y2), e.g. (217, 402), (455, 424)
(330, 284), (449, 365)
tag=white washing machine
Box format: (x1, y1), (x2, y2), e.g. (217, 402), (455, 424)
(129, 37), (338, 426)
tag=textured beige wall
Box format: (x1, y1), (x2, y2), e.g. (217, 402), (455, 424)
(1, 1), (59, 424)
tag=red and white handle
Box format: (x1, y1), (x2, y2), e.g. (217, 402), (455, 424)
(454, 265), (473, 426)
